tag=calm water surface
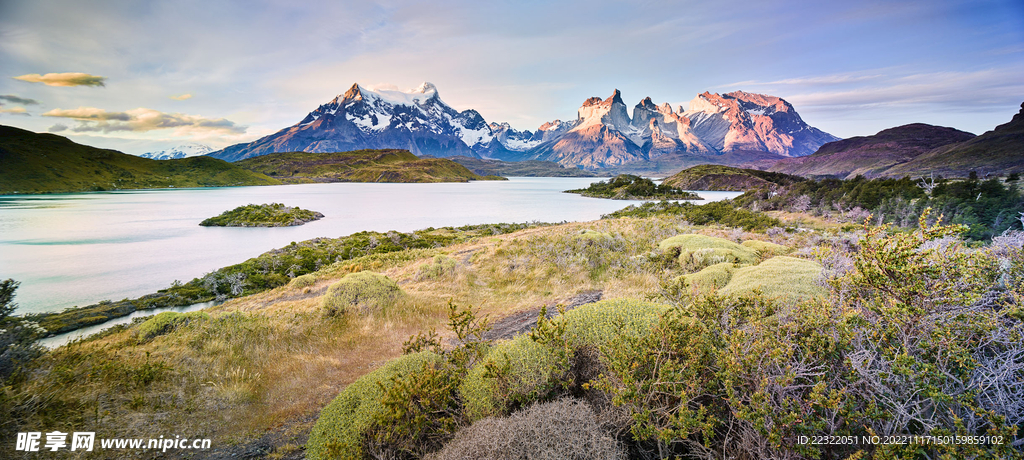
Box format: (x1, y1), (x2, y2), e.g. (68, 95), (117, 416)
(0, 178), (740, 316)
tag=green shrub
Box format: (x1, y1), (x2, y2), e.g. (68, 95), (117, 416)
(289, 273), (316, 288)
(676, 262), (737, 292)
(561, 298), (671, 349)
(460, 334), (565, 421)
(718, 256), (826, 303)
(576, 229), (612, 242)
(320, 271), (403, 315)
(460, 299), (670, 422)
(416, 255), (457, 280)
(307, 352), (442, 460)
(136, 311), (209, 341)
(430, 398), (625, 460)
(740, 239), (789, 256)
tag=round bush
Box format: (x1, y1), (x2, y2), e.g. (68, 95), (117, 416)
(718, 256), (826, 303)
(676, 262), (737, 292)
(321, 271), (403, 315)
(741, 239), (790, 256)
(289, 273), (316, 288)
(307, 352), (441, 460)
(576, 229), (612, 243)
(561, 298), (671, 348)
(461, 334), (564, 420)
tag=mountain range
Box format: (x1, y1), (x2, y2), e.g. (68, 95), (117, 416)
(208, 83), (840, 170)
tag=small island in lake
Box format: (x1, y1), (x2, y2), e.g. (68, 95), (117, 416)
(565, 174), (703, 200)
(200, 203), (324, 227)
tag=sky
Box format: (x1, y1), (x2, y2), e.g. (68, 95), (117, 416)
(1, 0), (1022, 155)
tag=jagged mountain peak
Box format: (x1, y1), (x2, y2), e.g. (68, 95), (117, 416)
(576, 89), (632, 132)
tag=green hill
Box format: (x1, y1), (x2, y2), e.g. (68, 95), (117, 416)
(234, 149), (504, 183)
(0, 125), (280, 194)
(662, 164), (804, 191)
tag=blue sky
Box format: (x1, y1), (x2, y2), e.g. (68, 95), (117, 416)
(0, 0), (1021, 154)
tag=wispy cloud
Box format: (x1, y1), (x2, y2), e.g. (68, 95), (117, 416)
(0, 106), (29, 115)
(43, 106), (246, 135)
(48, 123), (68, 132)
(169, 93), (192, 100)
(0, 94), (39, 105)
(13, 72), (106, 87)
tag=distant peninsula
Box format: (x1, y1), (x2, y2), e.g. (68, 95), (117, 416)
(200, 203), (324, 227)
(0, 125), (280, 194)
(234, 149), (505, 183)
(566, 174), (702, 200)
(662, 164), (804, 191)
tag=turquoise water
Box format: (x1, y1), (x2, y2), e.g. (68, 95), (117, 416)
(0, 178), (741, 315)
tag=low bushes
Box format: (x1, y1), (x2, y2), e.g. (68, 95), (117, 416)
(320, 271), (403, 315)
(416, 255), (457, 280)
(659, 234), (757, 271)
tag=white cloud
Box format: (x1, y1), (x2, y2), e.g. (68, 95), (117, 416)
(169, 93), (192, 100)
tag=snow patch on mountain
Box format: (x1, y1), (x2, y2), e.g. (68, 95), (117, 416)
(140, 143), (214, 160)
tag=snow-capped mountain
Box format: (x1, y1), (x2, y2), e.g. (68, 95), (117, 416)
(140, 143), (214, 160)
(209, 83), (533, 162)
(207, 82), (838, 170)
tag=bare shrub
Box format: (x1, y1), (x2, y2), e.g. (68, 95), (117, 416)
(429, 398), (625, 460)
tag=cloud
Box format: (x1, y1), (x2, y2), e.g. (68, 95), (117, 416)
(42, 106), (247, 135)
(12, 72), (106, 87)
(48, 124), (68, 132)
(169, 93), (192, 100)
(43, 107), (130, 121)
(0, 95), (39, 105)
(0, 107), (29, 115)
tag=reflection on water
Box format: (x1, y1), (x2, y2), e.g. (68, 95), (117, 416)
(0, 178), (741, 315)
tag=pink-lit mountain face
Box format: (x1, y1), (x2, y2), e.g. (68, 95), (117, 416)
(209, 84), (839, 170)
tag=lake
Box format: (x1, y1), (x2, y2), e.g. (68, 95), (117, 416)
(0, 178), (741, 316)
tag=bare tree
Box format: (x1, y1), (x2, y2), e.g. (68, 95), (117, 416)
(918, 173), (938, 196)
